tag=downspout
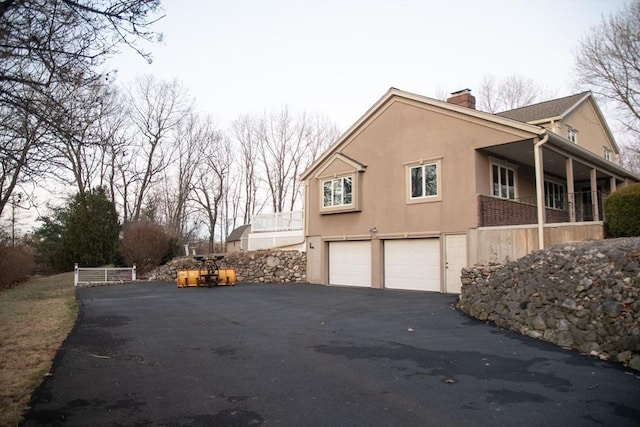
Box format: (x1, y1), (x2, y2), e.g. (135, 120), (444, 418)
(534, 130), (549, 250)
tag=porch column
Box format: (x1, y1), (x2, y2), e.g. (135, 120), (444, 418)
(590, 168), (599, 221)
(565, 158), (576, 222)
(610, 177), (617, 194)
(534, 139), (547, 249)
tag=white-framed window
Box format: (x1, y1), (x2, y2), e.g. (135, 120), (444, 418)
(409, 162), (439, 199)
(544, 180), (565, 210)
(567, 126), (577, 143)
(322, 176), (353, 208)
(492, 163), (516, 200)
(604, 147), (612, 161)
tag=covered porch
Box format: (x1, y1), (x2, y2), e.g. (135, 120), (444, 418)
(477, 131), (636, 241)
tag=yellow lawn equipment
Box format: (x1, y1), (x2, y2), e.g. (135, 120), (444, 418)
(176, 254), (236, 288)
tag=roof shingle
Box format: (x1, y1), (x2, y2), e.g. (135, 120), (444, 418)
(496, 92), (590, 123)
(227, 224), (250, 242)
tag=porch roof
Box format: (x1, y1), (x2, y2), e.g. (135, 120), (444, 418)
(480, 131), (640, 182)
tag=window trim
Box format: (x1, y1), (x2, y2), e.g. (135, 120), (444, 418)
(405, 158), (442, 204)
(490, 161), (517, 200)
(322, 175), (353, 208)
(567, 126), (577, 143)
(604, 147), (612, 161)
(544, 178), (566, 210)
(319, 173), (360, 214)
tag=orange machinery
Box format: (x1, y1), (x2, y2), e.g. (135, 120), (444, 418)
(176, 255), (236, 288)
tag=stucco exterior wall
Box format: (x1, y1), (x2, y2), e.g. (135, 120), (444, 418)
(306, 100), (535, 239)
(561, 100), (616, 160)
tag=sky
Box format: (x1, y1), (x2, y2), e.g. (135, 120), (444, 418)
(108, 0), (629, 131)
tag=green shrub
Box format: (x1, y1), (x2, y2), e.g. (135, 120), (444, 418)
(604, 183), (640, 237)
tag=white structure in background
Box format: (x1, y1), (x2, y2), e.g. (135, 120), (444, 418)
(247, 210), (304, 251)
(226, 224), (251, 252)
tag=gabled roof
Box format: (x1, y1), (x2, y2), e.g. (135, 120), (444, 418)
(313, 152), (367, 178)
(496, 91), (620, 153)
(300, 87), (544, 181)
(496, 92), (590, 123)
(227, 224), (250, 242)
(301, 87), (636, 182)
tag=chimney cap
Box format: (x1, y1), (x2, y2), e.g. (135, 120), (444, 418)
(450, 88), (472, 96)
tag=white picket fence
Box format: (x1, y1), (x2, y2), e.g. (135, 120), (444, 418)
(74, 264), (137, 287)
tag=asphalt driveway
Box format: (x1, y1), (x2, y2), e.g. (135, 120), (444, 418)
(24, 283), (640, 426)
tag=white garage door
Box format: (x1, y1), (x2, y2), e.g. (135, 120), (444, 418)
(329, 241), (371, 287)
(384, 239), (440, 292)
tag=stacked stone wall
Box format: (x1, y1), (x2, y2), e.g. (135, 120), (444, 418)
(457, 237), (640, 371)
(151, 250), (306, 284)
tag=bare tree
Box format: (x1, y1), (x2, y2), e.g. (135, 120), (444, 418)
(223, 168), (243, 240)
(95, 88), (133, 209)
(0, 1), (161, 91)
(257, 107), (302, 213)
(159, 112), (214, 241)
(46, 76), (120, 199)
(191, 124), (230, 253)
(232, 115), (262, 224)
(433, 86), (450, 101)
(0, 94), (49, 216)
(477, 74), (557, 113)
(0, 1), (162, 216)
(574, 0), (640, 138)
(300, 113), (339, 172)
(257, 107), (338, 213)
(619, 143), (640, 174)
(125, 75), (192, 222)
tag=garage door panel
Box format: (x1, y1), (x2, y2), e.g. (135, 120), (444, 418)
(329, 241), (371, 287)
(384, 239), (440, 292)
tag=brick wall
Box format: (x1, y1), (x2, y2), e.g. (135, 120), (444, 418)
(478, 194), (569, 227)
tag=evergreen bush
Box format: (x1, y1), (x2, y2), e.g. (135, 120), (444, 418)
(604, 183), (640, 237)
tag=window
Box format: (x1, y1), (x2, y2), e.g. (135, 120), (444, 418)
(409, 163), (438, 199)
(567, 126), (577, 143)
(544, 180), (565, 210)
(323, 176), (353, 208)
(604, 148), (612, 161)
(492, 164), (515, 199)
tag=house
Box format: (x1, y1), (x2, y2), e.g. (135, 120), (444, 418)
(300, 88), (639, 293)
(226, 224), (250, 252)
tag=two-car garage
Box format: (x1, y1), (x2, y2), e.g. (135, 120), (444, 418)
(328, 238), (441, 292)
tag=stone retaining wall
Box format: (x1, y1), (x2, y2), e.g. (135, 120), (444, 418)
(150, 250), (306, 284)
(457, 237), (640, 371)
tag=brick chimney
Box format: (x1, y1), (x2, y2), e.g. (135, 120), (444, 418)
(447, 89), (476, 110)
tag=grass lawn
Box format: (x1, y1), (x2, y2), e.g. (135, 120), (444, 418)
(0, 273), (77, 426)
